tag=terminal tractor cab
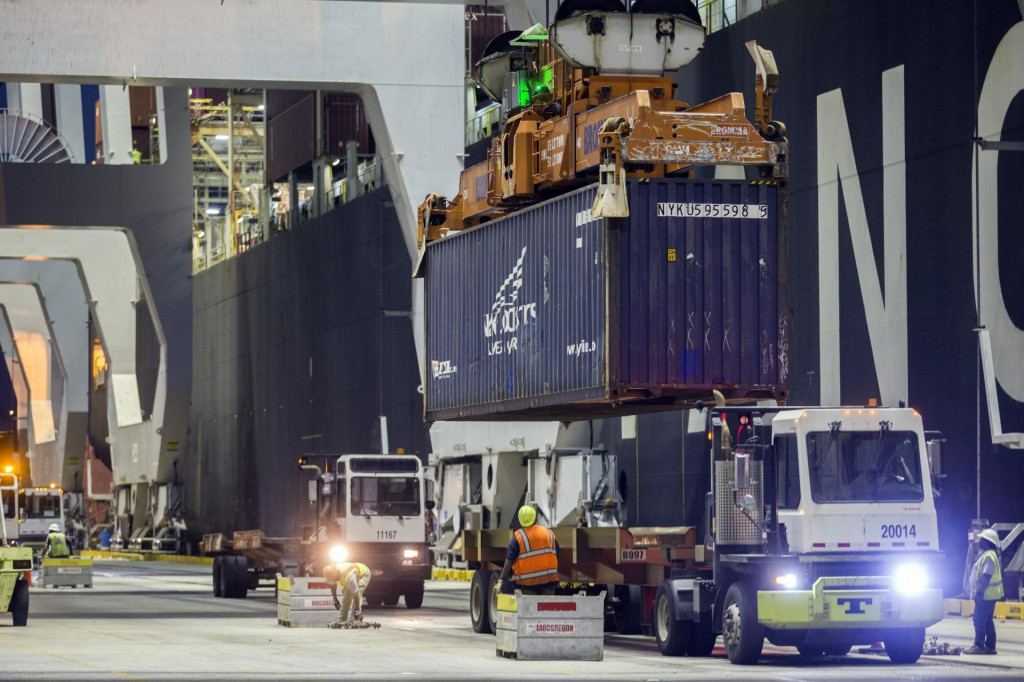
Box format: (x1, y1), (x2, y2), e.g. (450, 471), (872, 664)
(654, 395), (945, 665)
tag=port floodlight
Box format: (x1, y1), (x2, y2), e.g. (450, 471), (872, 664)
(329, 545), (349, 563)
(518, 505), (537, 527)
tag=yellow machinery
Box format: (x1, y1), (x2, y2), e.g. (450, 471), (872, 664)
(418, 1), (787, 252)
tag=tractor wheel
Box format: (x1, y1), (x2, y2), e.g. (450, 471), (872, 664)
(722, 582), (764, 665)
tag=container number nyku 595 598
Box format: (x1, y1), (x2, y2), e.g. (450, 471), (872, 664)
(657, 202), (768, 219)
(619, 549), (647, 562)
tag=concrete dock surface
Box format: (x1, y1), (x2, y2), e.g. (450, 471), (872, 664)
(0, 559), (1021, 681)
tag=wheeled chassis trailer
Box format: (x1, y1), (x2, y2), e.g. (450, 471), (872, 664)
(204, 530), (431, 607)
(462, 525), (700, 636)
(204, 530), (300, 599)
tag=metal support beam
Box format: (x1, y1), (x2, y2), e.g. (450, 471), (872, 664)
(0, 261), (90, 490)
(0, 283), (68, 487)
(0, 227), (169, 486)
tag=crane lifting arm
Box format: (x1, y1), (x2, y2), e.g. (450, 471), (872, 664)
(593, 41), (787, 218)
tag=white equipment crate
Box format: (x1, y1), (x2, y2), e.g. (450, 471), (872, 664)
(495, 591), (605, 661)
(276, 576), (338, 628)
(40, 557), (93, 588)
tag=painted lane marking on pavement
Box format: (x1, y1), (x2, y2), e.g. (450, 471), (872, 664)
(6, 641), (145, 680)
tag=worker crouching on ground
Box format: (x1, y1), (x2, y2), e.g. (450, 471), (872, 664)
(324, 562), (371, 623)
(498, 505), (560, 595)
(964, 528), (1004, 655)
(43, 523), (70, 558)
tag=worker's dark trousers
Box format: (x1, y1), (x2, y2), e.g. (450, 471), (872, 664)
(972, 598), (996, 650)
(502, 581), (557, 596)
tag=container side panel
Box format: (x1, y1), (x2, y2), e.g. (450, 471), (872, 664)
(425, 179), (782, 420)
(425, 186), (607, 420)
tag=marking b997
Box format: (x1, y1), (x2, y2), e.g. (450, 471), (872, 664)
(619, 549), (647, 562)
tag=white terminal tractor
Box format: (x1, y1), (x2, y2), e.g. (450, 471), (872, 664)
(655, 399), (945, 665)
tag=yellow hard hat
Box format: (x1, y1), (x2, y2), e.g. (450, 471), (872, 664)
(323, 564), (340, 582)
(518, 505), (537, 527)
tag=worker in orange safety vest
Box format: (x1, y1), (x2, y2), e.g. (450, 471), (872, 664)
(498, 505), (560, 595)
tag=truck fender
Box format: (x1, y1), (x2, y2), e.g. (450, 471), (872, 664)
(658, 578), (702, 624)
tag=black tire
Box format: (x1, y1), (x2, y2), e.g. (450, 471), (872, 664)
(367, 595), (384, 607)
(796, 643), (824, 657)
(613, 584), (642, 634)
(722, 582), (763, 665)
(383, 592), (400, 606)
(688, 615), (716, 657)
(486, 571), (500, 635)
(823, 643), (851, 656)
(470, 570), (493, 634)
(653, 582), (690, 656)
(404, 581), (425, 609)
(233, 556), (249, 598)
(885, 627), (925, 664)
(213, 556), (224, 597)
(221, 556), (238, 598)
(10, 579), (28, 626)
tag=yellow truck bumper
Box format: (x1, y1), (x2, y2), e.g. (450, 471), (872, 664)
(758, 576), (943, 630)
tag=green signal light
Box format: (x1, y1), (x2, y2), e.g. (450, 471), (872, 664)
(518, 80), (532, 107)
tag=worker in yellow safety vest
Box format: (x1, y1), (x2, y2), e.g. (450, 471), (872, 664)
(324, 562), (371, 623)
(498, 505), (560, 595)
(43, 523), (70, 558)
(964, 528), (1004, 655)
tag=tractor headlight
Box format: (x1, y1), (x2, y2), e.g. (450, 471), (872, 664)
(893, 563), (927, 595)
(329, 545), (349, 563)
(774, 573), (798, 589)
(403, 548), (419, 560)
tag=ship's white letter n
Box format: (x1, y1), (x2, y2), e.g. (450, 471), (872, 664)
(817, 66), (908, 406)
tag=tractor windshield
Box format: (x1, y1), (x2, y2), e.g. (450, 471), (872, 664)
(22, 492), (62, 519)
(350, 476), (421, 517)
(807, 429), (923, 503)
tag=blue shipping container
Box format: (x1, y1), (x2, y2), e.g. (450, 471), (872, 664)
(424, 178), (788, 421)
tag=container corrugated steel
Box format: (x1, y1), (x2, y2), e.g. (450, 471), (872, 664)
(468, 6), (510, 76)
(267, 94), (315, 182)
(267, 89), (311, 119)
(424, 178), (788, 421)
(128, 86), (157, 126)
(324, 93), (372, 156)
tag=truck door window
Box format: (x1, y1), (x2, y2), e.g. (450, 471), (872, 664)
(23, 493), (61, 518)
(350, 477), (421, 516)
(774, 433), (800, 509)
(807, 430), (923, 503)
(336, 478), (346, 518)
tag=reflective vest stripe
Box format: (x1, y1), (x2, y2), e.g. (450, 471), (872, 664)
(340, 563), (368, 583)
(518, 568), (558, 580)
(519, 547), (556, 559)
(981, 549), (1004, 600)
(513, 526), (559, 586)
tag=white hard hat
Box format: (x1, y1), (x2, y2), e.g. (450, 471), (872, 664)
(48, 523), (60, 532)
(977, 528), (1000, 548)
